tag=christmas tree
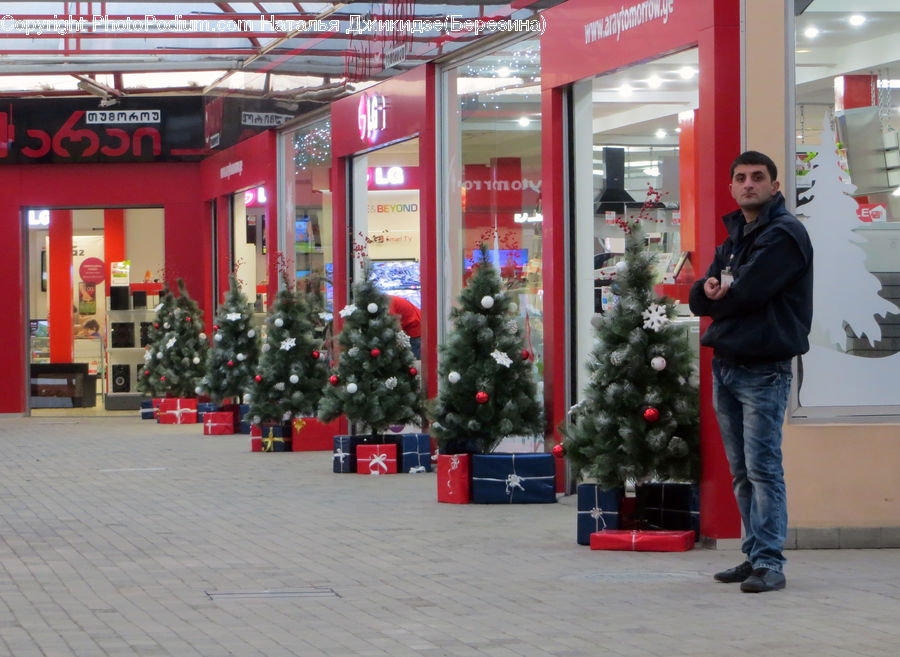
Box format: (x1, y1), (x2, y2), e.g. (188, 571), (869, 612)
(137, 286), (176, 397)
(428, 244), (544, 454)
(247, 277), (331, 425)
(317, 266), (424, 438)
(563, 217), (699, 489)
(137, 278), (208, 398)
(197, 273), (259, 405)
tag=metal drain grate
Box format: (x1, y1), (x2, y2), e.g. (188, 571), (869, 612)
(206, 587), (340, 600)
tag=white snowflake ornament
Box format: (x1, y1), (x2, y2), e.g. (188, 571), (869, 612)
(397, 330), (411, 349)
(280, 337), (296, 351)
(491, 349), (513, 368)
(641, 303), (670, 332)
(143, 351), (152, 362)
(385, 377), (398, 390)
(275, 382), (285, 391)
(506, 320), (518, 335)
(166, 337), (177, 349)
(319, 311), (333, 322)
(339, 304), (357, 318)
(226, 312), (241, 321)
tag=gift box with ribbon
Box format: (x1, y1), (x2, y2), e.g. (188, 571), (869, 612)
(151, 398), (164, 422)
(589, 529), (695, 552)
(437, 453), (470, 504)
(203, 411), (235, 436)
(636, 482), (700, 537)
(333, 435), (356, 473)
(577, 484), (624, 545)
(292, 417), (342, 452)
(140, 400), (156, 420)
(250, 424), (291, 452)
(356, 444), (397, 475)
(471, 453), (556, 504)
(158, 398), (198, 424)
(196, 402), (219, 423)
(399, 434), (431, 473)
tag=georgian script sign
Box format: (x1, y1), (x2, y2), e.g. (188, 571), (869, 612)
(0, 97), (205, 163)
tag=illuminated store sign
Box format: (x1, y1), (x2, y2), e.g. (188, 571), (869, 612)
(244, 186), (267, 207)
(367, 166), (418, 190)
(358, 92), (387, 144)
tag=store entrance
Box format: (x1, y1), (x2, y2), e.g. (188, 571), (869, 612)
(350, 138), (422, 358)
(27, 207), (164, 416)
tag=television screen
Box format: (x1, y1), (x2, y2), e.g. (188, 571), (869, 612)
(30, 319), (49, 338)
(369, 260), (421, 309)
(464, 248), (528, 281)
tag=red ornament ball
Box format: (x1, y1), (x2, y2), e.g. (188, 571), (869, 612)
(552, 443), (564, 458)
(643, 407), (660, 423)
(254, 374), (262, 382)
(143, 370), (149, 376)
(154, 323), (159, 329)
(159, 376), (166, 381)
(370, 348), (381, 358)
(227, 360), (234, 367)
(213, 325), (219, 331)
(409, 367), (418, 377)
(475, 391), (489, 404)
(521, 349), (530, 360)
(312, 350), (320, 360)
(329, 374), (340, 386)
(186, 317), (191, 322)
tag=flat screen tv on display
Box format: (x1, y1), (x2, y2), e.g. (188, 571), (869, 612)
(464, 248), (528, 280)
(369, 259), (421, 309)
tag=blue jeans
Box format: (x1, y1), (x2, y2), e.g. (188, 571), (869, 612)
(712, 357), (793, 572)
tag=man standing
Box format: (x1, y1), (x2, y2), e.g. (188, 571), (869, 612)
(689, 151), (813, 593)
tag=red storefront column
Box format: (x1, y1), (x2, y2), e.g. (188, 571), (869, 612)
(48, 209), (73, 363)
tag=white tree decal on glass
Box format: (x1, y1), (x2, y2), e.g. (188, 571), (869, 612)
(798, 117), (899, 350)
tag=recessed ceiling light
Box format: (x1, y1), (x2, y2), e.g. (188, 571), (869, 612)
(804, 26), (819, 39)
(497, 66), (510, 77)
(619, 83), (632, 97)
(678, 66), (696, 80)
(647, 75), (662, 89)
(655, 129), (667, 139)
(849, 14), (865, 27)
(517, 116), (530, 127)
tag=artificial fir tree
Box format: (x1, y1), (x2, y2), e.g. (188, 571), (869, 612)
(137, 278), (208, 398)
(563, 218), (699, 489)
(197, 273), (259, 405)
(137, 286), (176, 397)
(428, 244), (544, 454)
(318, 266), (423, 438)
(247, 277), (330, 425)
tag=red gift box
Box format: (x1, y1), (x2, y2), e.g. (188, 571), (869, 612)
(158, 398), (198, 424)
(290, 417), (342, 451)
(589, 529), (695, 552)
(356, 444), (397, 475)
(250, 436), (262, 452)
(203, 411), (235, 435)
(437, 453), (470, 504)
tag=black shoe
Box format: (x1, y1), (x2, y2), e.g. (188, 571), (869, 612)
(713, 561), (753, 583)
(740, 567), (786, 593)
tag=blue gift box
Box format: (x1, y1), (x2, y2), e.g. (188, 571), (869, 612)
(238, 404), (251, 434)
(471, 453), (556, 504)
(636, 482), (700, 537)
(399, 434), (431, 473)
(139, 400), (155, 420)
(576, 484), (624, 545)
(197, 402), (218, 422)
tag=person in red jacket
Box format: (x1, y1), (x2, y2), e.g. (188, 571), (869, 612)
(388, 295), (421, 359)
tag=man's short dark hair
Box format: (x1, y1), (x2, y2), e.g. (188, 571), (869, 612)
(730, 150), (777, 182)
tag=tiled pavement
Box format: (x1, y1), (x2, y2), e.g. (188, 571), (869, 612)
(1, 415), (899, 657)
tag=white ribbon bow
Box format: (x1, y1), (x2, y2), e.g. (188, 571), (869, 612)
(368, 452), (388, 473)
(590, 506), (608, 529)
(505, 473), (525, 494)
(333, 448), (347, 463)
(408, 465), (426, 474)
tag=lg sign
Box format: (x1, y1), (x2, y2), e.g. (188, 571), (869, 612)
(358, 92), (387, 143)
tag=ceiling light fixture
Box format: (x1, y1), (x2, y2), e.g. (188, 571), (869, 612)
(517, 116), (530, 127)
(655, 129), (667, 139)
(497, 66), (511, 78)
(848, 14), (865, 27)
(804, 26), (820, 39)
(647, 75), (662, 89)
(678, 67), (695, 80)
(618, 83), (632, 97)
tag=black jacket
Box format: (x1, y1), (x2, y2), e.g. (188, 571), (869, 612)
(689, 192), (813, 362)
